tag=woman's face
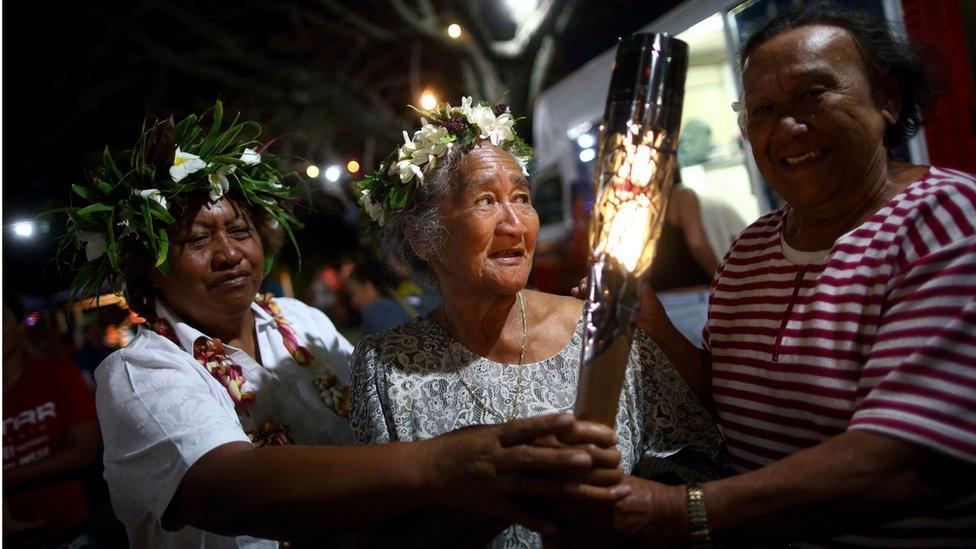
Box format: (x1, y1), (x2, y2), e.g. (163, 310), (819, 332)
(741, 25), (896, 211)
(430, 143), (539, 297)
(150, 197), (265, 327)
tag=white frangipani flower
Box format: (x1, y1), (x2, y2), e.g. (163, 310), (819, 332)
(169, 147), (206, 182)
(240, 148), (261, 165)
(208, 165), (236, 200)
(360, 189), (385, 226)
(77, 232), (107, 261)
(467, 105), (515, 146)
(390, 122), (454, 185)
(459, 96), (474, 118)
(136, 188), (168, 210)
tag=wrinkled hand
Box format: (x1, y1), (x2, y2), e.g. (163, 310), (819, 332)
(424, 413), (631, 533)
(542, 476), (689, 548)
(612, 476), (688, 544)
(534, 421), (626, 488)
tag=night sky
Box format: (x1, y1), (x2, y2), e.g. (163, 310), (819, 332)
(2, 0), (680, 299)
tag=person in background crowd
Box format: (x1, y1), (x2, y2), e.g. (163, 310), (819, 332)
(63, 103), (628, 548)
(3, 294), (102, 548)
(347, 255), (416, 336)
(646, 172), (723, 347)
(74, 315), (115, 388)
(566, 3), (976, 546)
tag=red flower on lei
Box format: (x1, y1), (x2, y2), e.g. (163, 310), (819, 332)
(255, 293), (314, 365)
(191, 337), (256, 405)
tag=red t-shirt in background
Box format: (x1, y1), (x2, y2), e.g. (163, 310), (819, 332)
(3, 357), (98, 535)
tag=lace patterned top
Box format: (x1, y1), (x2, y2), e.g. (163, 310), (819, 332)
(350, 313), (725, 549)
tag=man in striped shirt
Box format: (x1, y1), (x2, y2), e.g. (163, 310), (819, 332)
(578, 3), (976, 547)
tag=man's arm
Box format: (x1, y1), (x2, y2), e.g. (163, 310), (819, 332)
(612, 430), (971, 544)
(633, 289), (712, 403)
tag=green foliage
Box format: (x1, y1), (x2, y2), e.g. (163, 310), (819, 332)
(59, 100), (301, 302)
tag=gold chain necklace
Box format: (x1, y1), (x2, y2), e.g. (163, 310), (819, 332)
(441, 291), (527, 422)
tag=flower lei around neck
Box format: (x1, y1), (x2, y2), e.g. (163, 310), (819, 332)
(357, 96), (533, 231)
(59, 101), (302, 303)
(153, 293), (351, 446)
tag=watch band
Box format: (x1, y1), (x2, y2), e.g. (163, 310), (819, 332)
(687, 482), (712, 548)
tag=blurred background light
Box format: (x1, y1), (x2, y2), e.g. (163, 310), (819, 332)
(420, 89), (438, 110)
(577, 133), (596, 149)
(13, 221), (35, 238)
(324, 165), (342, 183)
(447, 23), (462, 39)
(347, 160), (361, 173)
(306, 165), (320, 178)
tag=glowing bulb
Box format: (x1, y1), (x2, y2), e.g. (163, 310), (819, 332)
(447, 24), (462, 39)
(603, 201), (652, 272)
(579, 148), (596, 163)
(577, 133), (596, 149)
(306, 165), (320, 178)
(420, 90), (438, 110)
(324, 165), (342, 183)
(13, 221), (34, 238)
(347, 160), (361, 173)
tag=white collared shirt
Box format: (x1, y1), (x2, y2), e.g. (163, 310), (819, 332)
(95, 297), (353, 548)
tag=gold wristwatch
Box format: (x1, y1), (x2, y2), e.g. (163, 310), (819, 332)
(686, 483), (712, 548)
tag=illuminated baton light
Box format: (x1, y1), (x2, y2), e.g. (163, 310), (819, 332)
(575, 33), (688, 426)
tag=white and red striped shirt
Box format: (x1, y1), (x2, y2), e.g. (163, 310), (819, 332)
(705, 167), (976, 546)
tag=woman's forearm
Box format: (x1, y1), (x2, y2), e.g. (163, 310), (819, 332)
(172, 414), (626, 541)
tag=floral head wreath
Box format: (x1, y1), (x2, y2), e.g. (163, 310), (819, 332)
(60, 100), (301, 301)
(357, 96), (532, 230)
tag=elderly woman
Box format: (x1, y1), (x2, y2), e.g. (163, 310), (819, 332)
(561, 4), (976, 547)
(351, 98), (725, 547)
(67, 103), (630, 548)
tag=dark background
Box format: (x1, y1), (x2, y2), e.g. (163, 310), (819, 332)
(2, 0), (683, 299)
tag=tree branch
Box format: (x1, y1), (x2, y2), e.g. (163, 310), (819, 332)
(313, 0), (396, 41)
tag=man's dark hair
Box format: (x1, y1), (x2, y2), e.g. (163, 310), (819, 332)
(740, 1), (942, 148)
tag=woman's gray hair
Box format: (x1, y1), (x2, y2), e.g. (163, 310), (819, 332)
(377, 144), (527, 281)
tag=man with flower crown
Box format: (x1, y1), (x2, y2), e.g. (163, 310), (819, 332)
(61, 101), (629, 547)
